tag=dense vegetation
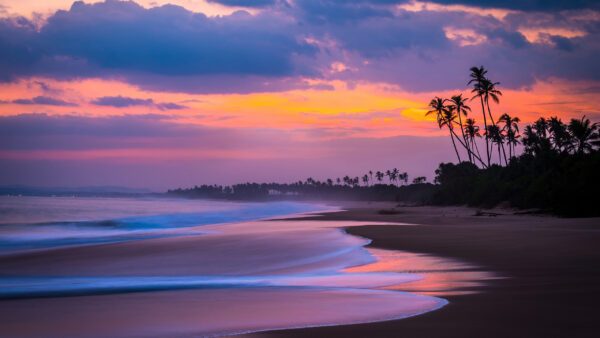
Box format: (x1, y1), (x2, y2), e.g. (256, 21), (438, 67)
(168, 173), (435, 203)
(426, 66), (600, 217)
(169, 66), (600, 217)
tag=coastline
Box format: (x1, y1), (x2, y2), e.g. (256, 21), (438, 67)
(246, 202), (600, 337)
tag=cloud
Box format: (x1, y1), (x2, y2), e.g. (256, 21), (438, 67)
(91, 96), (153, 108)
(0, 0), (599, 94)
(91, 95), (186, 110)
(419, 0), (600, 12)
(0, 0), (318, 90)
(10, 96), (77, 106)
(206, 0), (277, 8)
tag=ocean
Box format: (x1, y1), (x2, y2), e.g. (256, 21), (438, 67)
(0, 195), (447, 337)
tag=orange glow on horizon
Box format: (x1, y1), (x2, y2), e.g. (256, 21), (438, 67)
(1, 76), (598, 140)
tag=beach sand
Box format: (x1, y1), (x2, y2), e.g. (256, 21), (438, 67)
(246, 203), (600, 338)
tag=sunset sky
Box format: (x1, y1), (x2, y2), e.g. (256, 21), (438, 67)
(1, 0), (599, 189)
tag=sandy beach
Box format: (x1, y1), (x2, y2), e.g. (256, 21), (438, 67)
(247, 203), (600, 338)
(1, 200), (599, 337)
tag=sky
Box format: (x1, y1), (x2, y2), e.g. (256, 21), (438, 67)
(1, 0), (600, 190)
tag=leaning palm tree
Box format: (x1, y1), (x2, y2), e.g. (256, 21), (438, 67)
(469, 66), (491, 166)
(427, 97), (460, 162)
(498, 113), (520, 158)
(439, 107), (463, 162)
(448, 94), (472, 163)
(426, 96), (487, 166)
(568, 115), (598, 154)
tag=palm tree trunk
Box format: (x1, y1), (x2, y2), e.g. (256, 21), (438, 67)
(486, 99), (508, 164)
(449, 128), (462, 163)
(498, 144), (502, 165)
(450, 129), (488, 167)
(473, 138), (483, 164)
(479, 97), (491, 166)
(456, 111), (471, 164)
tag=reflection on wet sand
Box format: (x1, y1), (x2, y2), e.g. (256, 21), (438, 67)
(346, 248), (498, 296)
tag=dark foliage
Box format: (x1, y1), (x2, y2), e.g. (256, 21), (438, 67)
(432, 150), (600, 217)
(167, 181), (436, 204)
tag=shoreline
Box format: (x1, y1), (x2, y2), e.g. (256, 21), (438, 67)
(246, 203), (600, 337)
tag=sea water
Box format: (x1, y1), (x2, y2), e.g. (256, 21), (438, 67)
(0, 196), (448, 337)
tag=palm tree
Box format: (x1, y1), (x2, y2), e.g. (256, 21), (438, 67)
(533, 117), (549, 138)
(464, 118), (483, 162)
(376, 171), (384, 183)
(481, 80), (506, 162)
(505, 129), (520, 159)
(548, 116), (570, 152)
(427, 97), (461, 162)
(362, 174), (369, 186)
(448, 94), (472, 162)
(368, 170), (373, 185)
(568, 115), (598, 154)
(498, 113), (520, 158)
(485, 125), (506, 165)
(391, 168), (399, 186)
(400, 172), (408, 185)
(469, 66), (491, 166)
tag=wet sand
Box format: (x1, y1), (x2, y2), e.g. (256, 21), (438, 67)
(248, 203), (600, 338)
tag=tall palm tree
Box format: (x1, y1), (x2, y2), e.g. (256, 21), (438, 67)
(568, 115), (598, 154)
(498, 113), (520, 158)
(469, 66), (491, 166)
(368, 170), (373, 185)
(362, 174), (369, 186)
(448, 94), (472, 163)
(480, 80), (506, 162)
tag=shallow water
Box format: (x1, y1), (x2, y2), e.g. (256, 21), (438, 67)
(0, 196), (483, 337)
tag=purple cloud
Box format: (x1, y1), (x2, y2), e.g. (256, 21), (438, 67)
(206, 0), (277, 7)
(0, 0), (599, 93)
(10, 96), (77, 107)
(91, 96), (186, 110)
